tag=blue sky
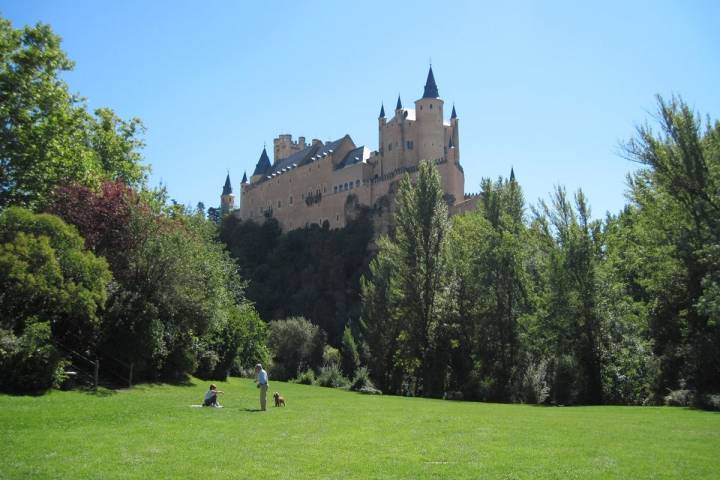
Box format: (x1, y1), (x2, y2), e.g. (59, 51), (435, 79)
(4, 0), (719, 217)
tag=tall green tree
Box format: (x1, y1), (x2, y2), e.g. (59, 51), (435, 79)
(533, 187), (604, 404)
(0, 17), (146, 209)
(361, 160), (451, 396)
(448, 174), (531, 401)
(623, 95), (720, 395)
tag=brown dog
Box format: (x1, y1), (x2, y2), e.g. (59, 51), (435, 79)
(273, 392), (286, 407)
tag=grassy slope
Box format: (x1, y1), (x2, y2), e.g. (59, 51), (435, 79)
(1, 378), (718, 479)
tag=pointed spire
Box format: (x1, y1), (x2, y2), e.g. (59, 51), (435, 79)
(423, 65), (439, 98)
(510, 167), (516, 182)
(451, 104), (457, 119)
(252, 146), (271, 176)
(222, 173), (232, 195)
(241, 171), (247, 184)
(396, 95), (402, 110)
(379, 103), (385, 118)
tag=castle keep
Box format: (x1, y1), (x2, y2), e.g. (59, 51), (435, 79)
(224, 67), (477, 231)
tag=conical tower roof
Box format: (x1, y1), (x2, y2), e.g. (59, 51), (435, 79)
(451, 104), (457, 119)
(422, 65), (439, 98)
(396, 95), (402, 110)
(241, 171), (248, 184)
(252, 147), (271, 176)
(222, 173), (232, 195)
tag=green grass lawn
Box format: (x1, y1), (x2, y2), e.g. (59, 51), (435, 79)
(1, 378), (718, 479)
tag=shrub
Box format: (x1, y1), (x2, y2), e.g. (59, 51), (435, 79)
(316, 363), (350, 388)
(322, 345), (341, 367)
(520, 358), (550, 404)
(664, 389), (695, 407)
(195, 348), (220, 380)
(268, 317), (322, 381)
(350, 366), (374, 392)
(293, 369), (316, 385)
(0, 322), (63, 393)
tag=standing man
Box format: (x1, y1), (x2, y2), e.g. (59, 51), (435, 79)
(255, 363), (269, 411)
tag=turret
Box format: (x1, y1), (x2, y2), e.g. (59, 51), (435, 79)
(414, 66), (444, 163)
(220, 173), (235, 215)
(450, 104), (459, 159)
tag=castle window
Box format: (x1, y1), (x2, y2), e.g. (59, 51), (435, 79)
(406, 141), (414, 150)
(349, 183), (353, 190)
(356, 180), (360, 187)
(344, 182), (348, 190)
(334, 186), (337, 193)
(430, 104), (433, 109)
(388, 143), (392, 151)
(289, 195), (293, 205)
(278, 200), (282, 208)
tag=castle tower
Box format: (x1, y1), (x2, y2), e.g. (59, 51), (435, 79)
(221, 173), (235, 215)
(414, 66), (444, 164)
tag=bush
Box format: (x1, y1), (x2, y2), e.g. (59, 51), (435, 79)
(0, 322), (64, 393)
(322, 345), (341, 367)
(316, 363), (350, 388)
(293, 369), (316, 385)
(664, 389), (695, 407)
(519, 358), (550, 404)
(268, 317), (322, 381)
(195, 348), (220, 380)
(350, 366), (375, 392)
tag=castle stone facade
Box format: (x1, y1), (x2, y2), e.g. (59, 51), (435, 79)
(230, 67), (478, 231)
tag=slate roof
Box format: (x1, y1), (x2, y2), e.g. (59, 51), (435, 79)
(252, 147), (272, 176)
(252, 136), (354, 184)
(451, 104), (457, 119)
(335, 146), (369, 170)
(222, 173), (232, 195)
(423, 66), (439, 98)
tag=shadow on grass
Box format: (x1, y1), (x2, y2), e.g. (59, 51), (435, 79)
(240, 408), (264, 412)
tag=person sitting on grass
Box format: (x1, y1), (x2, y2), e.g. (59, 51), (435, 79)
(203, 384), (224, 407)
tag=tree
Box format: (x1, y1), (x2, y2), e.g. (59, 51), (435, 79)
(448, 174), (531, 401)
(361, 160), (451, 396)
(533, 188), (604, 404)
(0, 17), (146, 209)
(267, 317), (323, 381)
(0, 208), (111, 392)
(623, 95), (720, 395)
(340, 325), (360, 378)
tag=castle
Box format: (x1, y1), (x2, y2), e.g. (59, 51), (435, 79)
(220, 67), (478, 230)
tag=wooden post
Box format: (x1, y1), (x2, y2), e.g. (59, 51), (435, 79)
(128, 362), (134, 388)
(94, 358), (99, 390)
